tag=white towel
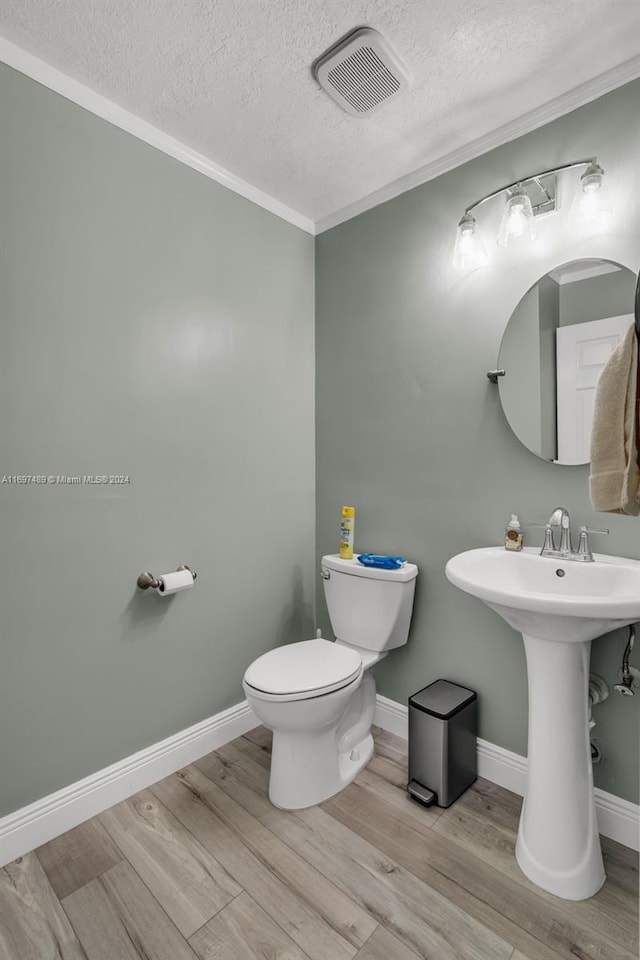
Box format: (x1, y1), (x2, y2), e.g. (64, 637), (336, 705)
(589, 324), (640, 515)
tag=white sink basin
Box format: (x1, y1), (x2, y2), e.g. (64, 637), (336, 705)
(446, 545), (640, 901)
(445, 546), (640, 642)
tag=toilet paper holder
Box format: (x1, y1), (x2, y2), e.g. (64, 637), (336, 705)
(137, 565), (197, 590)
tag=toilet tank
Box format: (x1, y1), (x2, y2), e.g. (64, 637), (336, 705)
(321, 555), (418, 652)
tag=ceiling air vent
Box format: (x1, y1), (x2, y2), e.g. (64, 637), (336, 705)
(313, 27), (410, 117)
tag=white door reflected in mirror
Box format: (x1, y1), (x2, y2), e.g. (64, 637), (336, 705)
(556, 313), (633, 464)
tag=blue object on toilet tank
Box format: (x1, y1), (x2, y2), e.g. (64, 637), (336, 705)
(357, 554), (406, 570)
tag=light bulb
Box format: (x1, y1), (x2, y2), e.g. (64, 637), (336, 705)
(452, 213), (488, 270)
(497, 184), (536, 248)
(570, 163), (612, 230)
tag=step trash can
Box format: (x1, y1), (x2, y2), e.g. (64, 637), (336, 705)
(407, 679), (477, 808)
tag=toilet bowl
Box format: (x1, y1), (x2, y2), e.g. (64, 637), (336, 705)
(243, 554), (418, 809)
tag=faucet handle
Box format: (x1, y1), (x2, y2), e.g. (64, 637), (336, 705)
(577, 525), (610, 561)
(528, 521), (554, 553)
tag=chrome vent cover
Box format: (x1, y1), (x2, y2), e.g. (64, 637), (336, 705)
(313, 27), (410, 117)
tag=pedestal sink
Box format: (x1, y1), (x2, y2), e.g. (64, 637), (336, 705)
(445, 546), (640, 900)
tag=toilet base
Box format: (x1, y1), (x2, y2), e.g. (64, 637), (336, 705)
(246, 667), (379, 810)
(269, 730), (374, 810)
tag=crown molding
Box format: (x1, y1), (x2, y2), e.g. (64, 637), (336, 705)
(2, 35), (639, 239)
(315, 54), (640, 234)
(0, 36), (316, 235)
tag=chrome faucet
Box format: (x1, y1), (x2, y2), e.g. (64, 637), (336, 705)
(529, 506), (609, 562)
(547, 505), (572, 556)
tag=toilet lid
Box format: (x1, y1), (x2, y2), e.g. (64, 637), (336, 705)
(244, 638), (362, 697)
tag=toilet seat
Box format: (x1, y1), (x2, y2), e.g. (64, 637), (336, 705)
(243, 637), (362, 701)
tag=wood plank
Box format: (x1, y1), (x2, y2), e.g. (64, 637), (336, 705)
(99, 788), (240, 937)
(229, 735), (564, 960)
(151, 767), (364, 960)
(0, 852), (87, 960)
(236, 733), (271, 768)
(234, 732), (637, 960)
(61, 876), (142, 960)
(182, 764), (375, 951)
(324, 780), (637, 960)
(195, 746), (272, 821)
(242, 726), (273, 751)
(433, 783), (638, 954)
(2, 724), (634, 960)
(281, 808), (517, 960)
(511, 951), (561, 960)
(364, 752), (409, 789)
(370, 726), (408, 768)
(62, 860), (197, 960)
(292, 804), (545, 960)
(188, 890), (309, 960)
(198, 740), (515, 960)
(354, 926), (422, 960)
(355, 765), (442, 832)
(452, 776), (524, 833)
(601, 835), (639, 897)
(36, 817), (122, 900)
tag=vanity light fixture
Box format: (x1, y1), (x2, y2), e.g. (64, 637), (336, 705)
(452, 212), (488, 270)
(452, 158), (612, 269)
(570, 162), (613, 229)
(496, 183), (536, 248)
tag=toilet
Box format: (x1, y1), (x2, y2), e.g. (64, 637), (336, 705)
(242, 554), (418, 809)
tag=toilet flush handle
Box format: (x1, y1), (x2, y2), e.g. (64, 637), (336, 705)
(320, 569), (330, 580)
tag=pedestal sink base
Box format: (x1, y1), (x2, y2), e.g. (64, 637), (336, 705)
(515, 827), (605, 901)
(516, 633), (605, 900)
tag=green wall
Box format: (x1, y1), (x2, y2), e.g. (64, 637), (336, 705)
(0, 63), (316, 817)
(2, 60), (639, 819)
(316, 79), (640, 803)
(559, 268), (636, 326)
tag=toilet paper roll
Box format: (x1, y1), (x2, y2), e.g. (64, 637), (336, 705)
(157, 569), (194, 595)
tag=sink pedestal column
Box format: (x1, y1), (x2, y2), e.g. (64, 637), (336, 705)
(516, 634), (605, 900)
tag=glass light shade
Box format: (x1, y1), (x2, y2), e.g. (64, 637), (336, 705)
(452, 213), (488, 270)
(570, 163), (612, 230)
(497, 185), (536, 247)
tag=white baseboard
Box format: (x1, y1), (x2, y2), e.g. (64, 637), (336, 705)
(2, 693), (637, 867)
(0, 700), (257, 867)
(374, 693), (410, 739)
(374, 694), (640, 852)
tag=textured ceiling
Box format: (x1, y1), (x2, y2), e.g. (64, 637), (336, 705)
(1, 0), (639, 225)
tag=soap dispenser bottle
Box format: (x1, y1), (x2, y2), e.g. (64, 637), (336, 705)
(505, 514), (523, 551)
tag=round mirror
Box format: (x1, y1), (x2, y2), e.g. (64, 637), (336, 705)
(498, 258), (637, 465)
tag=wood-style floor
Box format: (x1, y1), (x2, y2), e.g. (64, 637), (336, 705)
(0, 726), (637, 960)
